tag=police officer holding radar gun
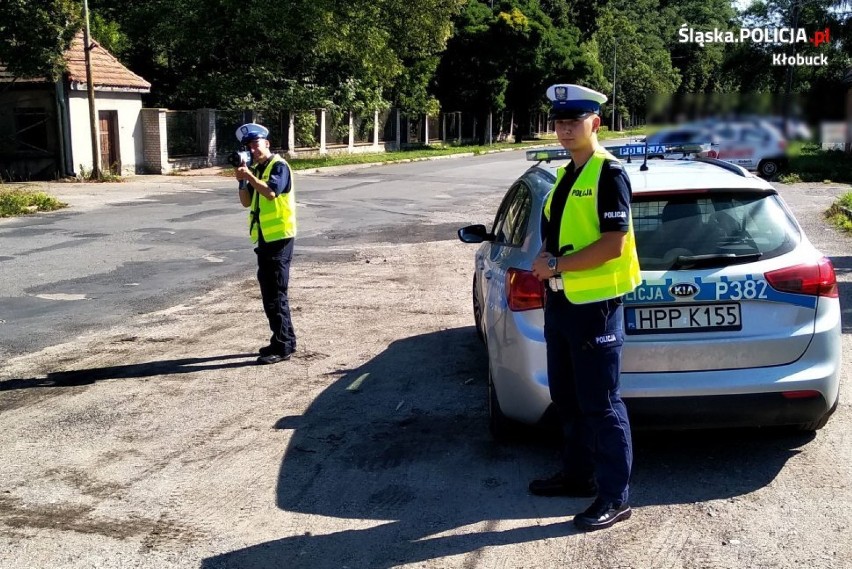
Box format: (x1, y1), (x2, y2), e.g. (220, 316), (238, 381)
(529, 85), (641, 531)
(233, 123), (297, 365)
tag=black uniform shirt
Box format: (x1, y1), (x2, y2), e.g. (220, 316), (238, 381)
(540, 158), (632, 257)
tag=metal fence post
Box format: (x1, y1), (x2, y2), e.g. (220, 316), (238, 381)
(373, 109), (380, 149)
(395, 109), (401, 149)
(319, 109), (327, 154)
(286, 111), (296, 159)
(424, 114), (429, 145)
(348, 111), (355, 152)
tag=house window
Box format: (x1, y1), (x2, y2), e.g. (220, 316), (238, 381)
(14, 108), (49, 153)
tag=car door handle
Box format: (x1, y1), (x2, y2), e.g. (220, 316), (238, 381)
(484, 270), (493, 280)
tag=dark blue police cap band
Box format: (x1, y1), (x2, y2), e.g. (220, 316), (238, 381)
(549, 108), (599, 120)
(549, 100), (601, 120)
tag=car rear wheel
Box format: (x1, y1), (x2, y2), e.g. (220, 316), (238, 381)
(472, 276), (484, 343)
(758, 159), (780, 178)
(488, 365), (514, 442)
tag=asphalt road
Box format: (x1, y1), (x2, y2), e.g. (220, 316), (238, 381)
(0, 152), (523, 359)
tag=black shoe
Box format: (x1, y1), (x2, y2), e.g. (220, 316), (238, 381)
(257, 352), (291, 365)
(259, 344), (276, 357)
(529, 472), (596, 497)
(573, 498), (632, 531)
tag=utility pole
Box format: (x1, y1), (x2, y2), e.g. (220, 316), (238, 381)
(82, 0), (100, 178)
(611, 40), (617, 132)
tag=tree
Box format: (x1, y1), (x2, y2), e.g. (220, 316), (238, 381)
(732, 0), (851, 122)
(436, 0), (602, 141)
(0, 0), (81, 80)
(87, 0), (461, 117)
(382, 0), (464, 113)
(498, 1), (603, 140)
(595, 1), (681, 128)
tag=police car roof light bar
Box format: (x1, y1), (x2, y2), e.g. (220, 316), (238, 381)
(526, 148), (570, 163)
(608, 143), (709, 164)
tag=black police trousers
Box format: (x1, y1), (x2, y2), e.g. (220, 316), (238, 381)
(543, 291), (633, 506)
(255, 237), (296, 355)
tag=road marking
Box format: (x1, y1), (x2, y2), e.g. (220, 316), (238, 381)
(346, 373), (370, 392)
(34, 293), (87, 301)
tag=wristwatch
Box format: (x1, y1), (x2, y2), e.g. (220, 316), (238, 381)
(547, 257), (559, 275)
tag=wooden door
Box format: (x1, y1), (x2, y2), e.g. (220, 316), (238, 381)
(98, 110), (119, 174)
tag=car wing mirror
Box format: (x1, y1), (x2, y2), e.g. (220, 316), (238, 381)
(458, 224), (493, 244)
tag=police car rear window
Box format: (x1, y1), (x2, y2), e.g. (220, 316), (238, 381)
(632, 191), (799, 270)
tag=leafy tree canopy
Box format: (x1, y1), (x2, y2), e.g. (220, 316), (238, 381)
(0, 0), (80, 80)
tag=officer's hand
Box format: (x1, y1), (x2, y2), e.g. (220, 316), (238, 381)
(531, 254), (554, 281)
(235, 166), (251, 181)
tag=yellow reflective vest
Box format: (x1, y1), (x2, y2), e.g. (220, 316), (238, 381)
(249, 154), (297, 243)
(543, 146), (641, 304)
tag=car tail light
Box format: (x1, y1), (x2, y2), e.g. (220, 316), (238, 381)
(764, 257), (838, 298)
(781, 390), (820, 400)
(506, 268), (545, 311)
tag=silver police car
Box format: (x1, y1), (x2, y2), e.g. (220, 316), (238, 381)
(458, 149), (842, 438)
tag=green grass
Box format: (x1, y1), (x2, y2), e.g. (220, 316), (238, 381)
(598, 127), (648, 140)
(0, 187), (67, 218)
(825, 192), (852, 233)
(785, 142), (852, 184)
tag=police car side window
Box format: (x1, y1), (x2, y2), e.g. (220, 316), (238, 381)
(715, 128), (736, 140)
(742, 129), (765, 143)
(491, 185), (519, 244)
(492, 183), (531, 246)
(506, 184), (532, 246)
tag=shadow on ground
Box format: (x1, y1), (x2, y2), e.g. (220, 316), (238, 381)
(0, 353), (257, 391)
(202, 326), (812, 569)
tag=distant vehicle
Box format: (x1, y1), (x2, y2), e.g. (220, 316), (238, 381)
(765, 116), (813, 141)
(708, 120), (788, 177)
(630, 121), (788, 178)
(458, 147), (841, 439)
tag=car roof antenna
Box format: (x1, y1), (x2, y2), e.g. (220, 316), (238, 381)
(640, 138), (649, 171)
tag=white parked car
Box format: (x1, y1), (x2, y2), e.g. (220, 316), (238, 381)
(625, 121), (788, 178)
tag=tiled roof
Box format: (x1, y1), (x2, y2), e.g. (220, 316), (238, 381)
(0, 30), (150, 92)
(65, 31), (150, 92)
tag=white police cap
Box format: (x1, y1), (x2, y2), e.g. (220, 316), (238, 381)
(235, 123), (269, 144)
(546, 84), (607, 119)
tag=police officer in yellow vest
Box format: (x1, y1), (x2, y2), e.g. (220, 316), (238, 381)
(529, 85), (641, 531)
(235, 123), (297, 365)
